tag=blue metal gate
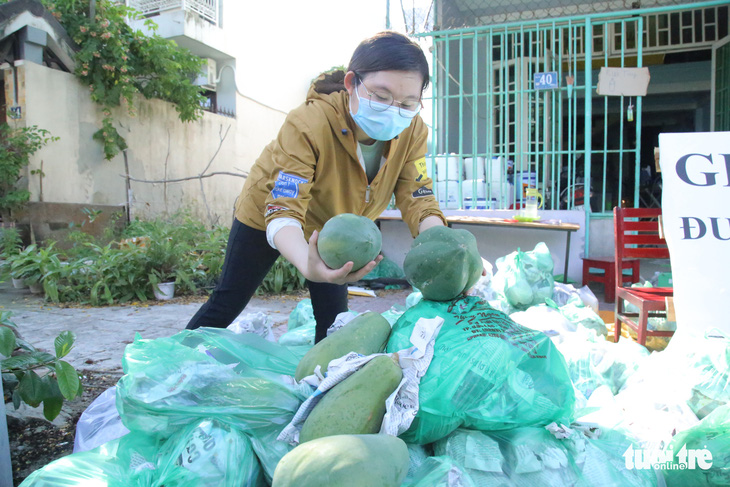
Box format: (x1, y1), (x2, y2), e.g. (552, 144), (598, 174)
(418, 0), (729, 254)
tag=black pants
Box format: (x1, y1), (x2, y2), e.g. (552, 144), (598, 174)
(185, 219), (348, 343)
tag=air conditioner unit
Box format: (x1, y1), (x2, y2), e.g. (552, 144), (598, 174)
(195, 58), (217, 91)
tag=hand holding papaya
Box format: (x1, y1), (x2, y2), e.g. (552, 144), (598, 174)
(306, 230), (382, 285)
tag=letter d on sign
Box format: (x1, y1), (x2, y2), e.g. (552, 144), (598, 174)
(681, 217), (706, 239)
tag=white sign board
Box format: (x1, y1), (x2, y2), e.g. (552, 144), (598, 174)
(596, 67), (651, 96)
(659, 132), (730, 338)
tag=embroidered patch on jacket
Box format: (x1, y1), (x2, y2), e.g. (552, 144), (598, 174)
(271, 171), (308, 199)
(414, 157), (428, 182)
(412, 186), (434, 198)
(265, 204), (290, 217)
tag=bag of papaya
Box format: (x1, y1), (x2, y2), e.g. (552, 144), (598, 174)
(386, 295), (575, 445)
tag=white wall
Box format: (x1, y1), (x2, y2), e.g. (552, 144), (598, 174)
(10, 3), (430, 226)
(15, 61), (285, 225)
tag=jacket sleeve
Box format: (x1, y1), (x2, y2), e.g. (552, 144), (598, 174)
(262, 111), (318, 229)
(393, 119), (447, 237)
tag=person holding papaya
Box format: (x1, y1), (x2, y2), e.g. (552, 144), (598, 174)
(186, 31), (446, 342)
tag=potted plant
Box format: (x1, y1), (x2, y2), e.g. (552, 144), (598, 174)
(146, 238), (182, 300)
(11, 274), (26, 289)
(149, 268), (176, 300)
(7, 244), (42, 292)
(7, 243), (62, 296)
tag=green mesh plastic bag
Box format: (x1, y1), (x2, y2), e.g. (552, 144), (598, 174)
(432, 428), (514, 485)
(433, 426), (658, 487)
(386, 296), (575, 444)
(401, 456), (477, 487)
(682, 333), (730, 420)
(404, 443), (432, 485)
(19, 433), (161, 487)
(362, 255), (406, 280)
(171, 327), (303, 377)
(492, 243), (555, 311)
(554, 332), (612, 401)
(278, 322), (315, 349)
(155, 418), (264, 486)
(116, 335), (305, 437)
(116, 329), (311, 481)
(286, 299), (314, 331)
(552, 295), (608, 336)
(663, 404), (730, 487)
(20, 420), (265, 487)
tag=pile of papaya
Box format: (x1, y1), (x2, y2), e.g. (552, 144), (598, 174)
(273, 218), (484, 487)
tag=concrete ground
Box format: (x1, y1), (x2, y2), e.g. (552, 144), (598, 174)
(1, 252), (669, 376)
(0, 281), (414, 374)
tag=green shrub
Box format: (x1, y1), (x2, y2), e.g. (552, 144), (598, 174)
(256, 256), (307, 295)
(2, 215), (307, 305)
(56, 242), (150, 305)
(0, 226), (22, 256)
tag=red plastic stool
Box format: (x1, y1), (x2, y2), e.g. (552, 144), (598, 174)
(582, 256), (640, 303)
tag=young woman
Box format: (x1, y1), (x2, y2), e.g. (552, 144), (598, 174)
(186, 31), (446, 342)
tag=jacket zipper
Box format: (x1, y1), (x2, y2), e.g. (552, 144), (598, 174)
(355, 143), (372, 204)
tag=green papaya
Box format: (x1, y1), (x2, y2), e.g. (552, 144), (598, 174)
(294, 311), (392, 381)
(404, 225), (483, 301)
(299, 354), (402, 443)
(317, 213), (382, 271)
(272, 433), (410, 487)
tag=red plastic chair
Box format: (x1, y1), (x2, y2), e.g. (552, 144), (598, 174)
(613, 207), (674, 346)
(582, 256), (640, 303)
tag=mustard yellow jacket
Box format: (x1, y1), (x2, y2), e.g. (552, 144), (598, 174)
(234, 83), (445, 238)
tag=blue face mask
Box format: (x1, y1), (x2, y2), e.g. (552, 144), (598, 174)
(349, 86), (418, 141)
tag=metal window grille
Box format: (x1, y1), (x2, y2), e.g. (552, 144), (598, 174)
(713, 37), (730, 130)
(412, 1), (729, 214)
(402, 0), (724, 33)
(416, 0), (728, 261)
(126, 0), (219, 25)
(548, 5), (728, 56)
(426, 18), (648, 214)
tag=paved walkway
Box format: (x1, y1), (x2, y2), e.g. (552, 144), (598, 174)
(0, 282), (413, 373)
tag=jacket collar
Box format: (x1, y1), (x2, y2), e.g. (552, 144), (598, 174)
(306, 83), (398, 162)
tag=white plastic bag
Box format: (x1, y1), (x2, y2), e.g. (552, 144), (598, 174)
(468, 258), (497, 301)
(405, 291), (423, 309)
(510, 304), (577, 343)
(325, 310), (358, 336)
(553, 282), (599, 313)
(73, 386), (130, 453)
(227, 311), (275, 342)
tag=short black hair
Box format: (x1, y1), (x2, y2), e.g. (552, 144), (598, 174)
(347, 31), (429, 92)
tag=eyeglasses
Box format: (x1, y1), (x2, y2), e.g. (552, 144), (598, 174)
(355, 75), (423, 117)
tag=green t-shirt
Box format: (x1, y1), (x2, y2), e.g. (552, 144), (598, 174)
(359, 140), (385, 183)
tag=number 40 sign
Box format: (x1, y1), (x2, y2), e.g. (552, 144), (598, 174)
(534, 71), (559, 90)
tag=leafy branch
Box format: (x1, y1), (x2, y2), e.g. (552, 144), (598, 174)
(0, 124), (58, 221)
(39, 0), (206, 160)
(0, 312), (82, 421)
